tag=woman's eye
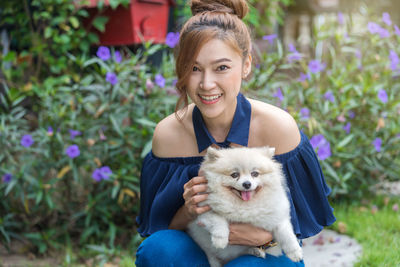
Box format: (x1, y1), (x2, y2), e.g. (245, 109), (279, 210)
(217, 65), (229, 71)
(193, 66), (200, 72)
(230, 172), (240, 179)
(251, 171), (259, 177)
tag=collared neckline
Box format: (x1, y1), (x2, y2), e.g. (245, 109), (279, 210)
(192, 93), (251, 153)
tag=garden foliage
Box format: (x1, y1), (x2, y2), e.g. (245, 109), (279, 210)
(0, 0), (399, 259)
(246, 10), (400, 198)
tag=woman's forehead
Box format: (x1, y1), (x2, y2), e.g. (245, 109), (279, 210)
(195, 39), (242, 65)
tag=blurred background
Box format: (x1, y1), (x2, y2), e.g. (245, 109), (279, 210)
(1, 0), (399, 266)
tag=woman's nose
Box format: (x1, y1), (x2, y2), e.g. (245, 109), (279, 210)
(200, 72), (216, 90)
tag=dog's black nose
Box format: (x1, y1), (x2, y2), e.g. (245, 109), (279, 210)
(242, 181), (251, 189)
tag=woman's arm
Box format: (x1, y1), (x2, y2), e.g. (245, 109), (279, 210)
(229, 223), (274, 246)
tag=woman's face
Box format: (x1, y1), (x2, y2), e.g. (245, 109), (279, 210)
(186, 38), (251, 121)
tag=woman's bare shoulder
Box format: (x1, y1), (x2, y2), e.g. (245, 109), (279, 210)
(152, 104), (199, 158)
(248, 98), (300, 155)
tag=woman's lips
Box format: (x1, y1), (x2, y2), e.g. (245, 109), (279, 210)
(198, 93), (222, 104)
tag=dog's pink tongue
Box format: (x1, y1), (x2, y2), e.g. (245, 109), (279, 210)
(241, 191), (252, 201)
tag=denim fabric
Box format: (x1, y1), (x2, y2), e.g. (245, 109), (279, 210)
(135, 230), (305, 267)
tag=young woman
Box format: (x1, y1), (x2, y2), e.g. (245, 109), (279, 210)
(135, 0), (336, 266)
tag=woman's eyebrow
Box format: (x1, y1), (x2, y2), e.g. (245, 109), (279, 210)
(194, 58), (232, 65)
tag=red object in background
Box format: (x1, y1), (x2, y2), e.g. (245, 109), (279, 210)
(83, 0), (174, 45)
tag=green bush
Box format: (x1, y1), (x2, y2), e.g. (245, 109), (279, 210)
(1, 43), (178, 253)
(244, 10), (400, 198)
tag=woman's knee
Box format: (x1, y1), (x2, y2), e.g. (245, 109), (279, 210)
(135, 229), (209, 267)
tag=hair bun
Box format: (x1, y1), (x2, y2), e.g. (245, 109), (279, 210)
(190, 0), (248, 19)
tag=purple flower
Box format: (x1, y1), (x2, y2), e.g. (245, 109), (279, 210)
(172, 79), (178, 87)
(343, 122), (351, 134)
(47, 126), (54, 136)
(288, 43), (297, 53)
(355, 50), (362, 59)
(263, 34), (278, 45)
(99, 129), (107, 140)
(273, 88), (284, 102)
(318, 142), (331, 160)
(65, 145), (80, 158)
(389, 50), (399, 72)
(114, 51), (122, 63)
(92, 169), (103, 182)
(308, 60), (325, 73)
(92, 166), (113, 182)
(287, 52), (302, 62)
(21, 134), (34, 147)
(378, 27), (390, 38)
(348, 110), (355, 119)
(367, 22), (380, 34)
(378, 89), (388, 103)
(165, 32), (180, 48)
(99, 166), (112, 180)
(146, 79), (154, 89)
(338, 12), (344, 25)
(155, 74), (165, 88)
(2, 173), (12, 183)
(382, 12), (392, 26)
(394, 25), (400, 36)
(96, 46), (110, 61)
(69, 129), (82, 139)
(372, 138), (382, 152)
(300, 107), (310, 120)
(106, 72), (118, 85)
(393, 203), (399, 212)
(310, 134), (327, 150)
(324, 91), (335, 103)
(298, 72), (311, 82)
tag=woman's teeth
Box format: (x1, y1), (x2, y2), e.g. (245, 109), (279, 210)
(199, 94), (222, 101)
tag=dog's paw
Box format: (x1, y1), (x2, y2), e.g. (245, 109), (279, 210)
(248, 247), (266, 258)
(211, 235), (229, 249)
(285, 247), (303, 262)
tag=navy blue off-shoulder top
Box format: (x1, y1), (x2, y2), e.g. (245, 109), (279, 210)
(136, 93), (336, 239)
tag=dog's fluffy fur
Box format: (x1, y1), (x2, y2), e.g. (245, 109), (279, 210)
(186, 146), (303, 267)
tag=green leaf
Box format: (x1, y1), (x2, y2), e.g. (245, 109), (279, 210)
(110, 115), (123, 136)
(109, 0), (120, 9)
(44, 27), (52, 38)
(35, 190), (43, 204)
(92, 16), (109, 33)
(136, 118), (156, 128)
(141, 140), (152, 158)
(0, 227), (10, 243)
(69, 16), (79, 28)
(337, 134), (354, 148)
(2, 51), (16, 62)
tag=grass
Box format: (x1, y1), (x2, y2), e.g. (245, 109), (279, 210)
(330, 195), (400, 267)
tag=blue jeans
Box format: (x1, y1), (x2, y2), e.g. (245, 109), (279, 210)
(135, 230), (305, 267)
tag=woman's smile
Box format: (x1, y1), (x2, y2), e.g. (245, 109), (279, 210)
(199, 93), (223, 104)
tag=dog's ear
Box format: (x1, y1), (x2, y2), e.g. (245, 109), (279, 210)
(260, 146), (275, 158)
(205, 146), (220, 162)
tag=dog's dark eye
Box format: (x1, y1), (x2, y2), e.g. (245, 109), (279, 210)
(230, 172), (240, 178)
(251, 171), (259, 177)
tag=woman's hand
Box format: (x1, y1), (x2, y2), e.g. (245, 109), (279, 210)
(182, 176), (210, 219)
(229, 223), (273, 247)
(169, 175), (210, 230)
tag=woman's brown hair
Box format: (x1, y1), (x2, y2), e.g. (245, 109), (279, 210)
(174, 0), (252, 119)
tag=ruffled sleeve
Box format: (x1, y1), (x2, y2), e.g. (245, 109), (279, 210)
(136, 152), (202, 237)
(274, 131), (336, 239)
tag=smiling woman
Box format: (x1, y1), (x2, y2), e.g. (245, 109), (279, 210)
(135, 0), (336, 266)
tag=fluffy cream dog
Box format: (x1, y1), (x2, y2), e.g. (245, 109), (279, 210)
(187, 146), (303, 267)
